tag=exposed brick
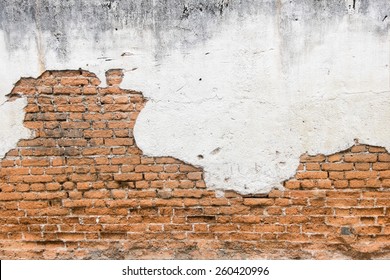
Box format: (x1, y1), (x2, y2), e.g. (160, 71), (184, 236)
(344, 153), (378, 163)
(379, 153), (390, 162)
(243, 198), (274, 206)
(322, 163), (353, 171)
(300, 154), (326, 162)
(0, 69), (389, 260)
(347, 171), (377, 180)
(114, 173), (143, 181)
(295, 171), (328, 180)
(373, 162), (390, 170)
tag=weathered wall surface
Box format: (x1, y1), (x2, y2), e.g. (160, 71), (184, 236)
(0, 0), (390, 259)
(0, 71), (389, 259)
(1, 0), (390, 194)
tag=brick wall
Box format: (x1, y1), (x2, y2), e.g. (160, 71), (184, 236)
(0, 69), (389, 259)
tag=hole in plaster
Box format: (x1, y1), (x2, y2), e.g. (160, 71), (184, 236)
(210, 147), (221, 155)
(197, 154), (204, 159)
(121, 52), (134, 57)
(181, 5), (190, 20)
(199, 78), (202, 81)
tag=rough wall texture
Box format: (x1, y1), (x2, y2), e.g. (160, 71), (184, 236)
(0, 71), (389, 259)
(2, 0), (390, 194)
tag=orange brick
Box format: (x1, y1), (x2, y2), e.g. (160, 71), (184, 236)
(373, 162), (390, 170)
(322, 163), (353, 171)
(134, 165), (163, 173)
(352, 208), (384, 216)
(105, 138), (134, 146)
(114, 173), (143, 181)
(60, 77), (89, 86)
(330, 180), (346, 189)
(21, 158), (49, 167)
(355, 163), (370, 170)
(349, 180), (365, 188)
(284, 180), (300, 189)
(300, 154), (326, 162)
(53, 86), (82, 95)
(243, 198), (274, 206)
(379, 153), (390, 162)
(172, 190), (204, 198)
(306, 163), (320, 171)
(296, 171), (328, 179)
(326, 199), (358, 207)
(83, 86), (97, 94)
(0, 193), (23, 201)
(317, 179), (332, 189)
(327, 153), (343, 162)
(368, 146), (387, 153)
(179, 165), (200, 172)
(344, 153), (378, 163)
(187, 172), (202, 180)
(345, 171), (377, 180)
(354, 226), (382, 235)
(351, 145), (367, 153)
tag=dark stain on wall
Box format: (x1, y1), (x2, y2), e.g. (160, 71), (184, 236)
(0, 1), (389, 60)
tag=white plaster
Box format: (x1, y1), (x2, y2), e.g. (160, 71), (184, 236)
(0, 32), (35, 157)
(0, 98), (32, 158)
(1, 6), (390, 194)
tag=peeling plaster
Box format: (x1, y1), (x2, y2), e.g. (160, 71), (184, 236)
(1, 1), (390, 194)
(0, 97), (32, 159)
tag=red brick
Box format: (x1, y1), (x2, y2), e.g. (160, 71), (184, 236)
(326, 199), (358, 207)
(373, 162), (390, 170)
(322, 163), (353, 171)
(60, 78), (89, 86)
(300, 154), (326, 162)
(295, 171), (328, 179)
(344, 153), (378, 163)
(104, 138), (134, 146)
(345, 171), (377, 180)
(351, 145), (367, 153)
(243, 198), (274, 206)
(352, 208), (384, 216)
(306, 163), (320, 171)
(21, 158), (49, 167)
(114, 173), (143, 181)
(379, 154), (390, 162)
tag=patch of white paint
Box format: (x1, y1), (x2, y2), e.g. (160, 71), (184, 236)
(1, 6), (390, 194)
(0, 31), (35, 158)
(0, 98), (32, 159)
(135, 14), (390, 194)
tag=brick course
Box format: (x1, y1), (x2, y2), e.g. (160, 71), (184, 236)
(0, 70), (389, 259)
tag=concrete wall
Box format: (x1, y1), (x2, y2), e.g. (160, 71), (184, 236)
(1, 0), (390, 194)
